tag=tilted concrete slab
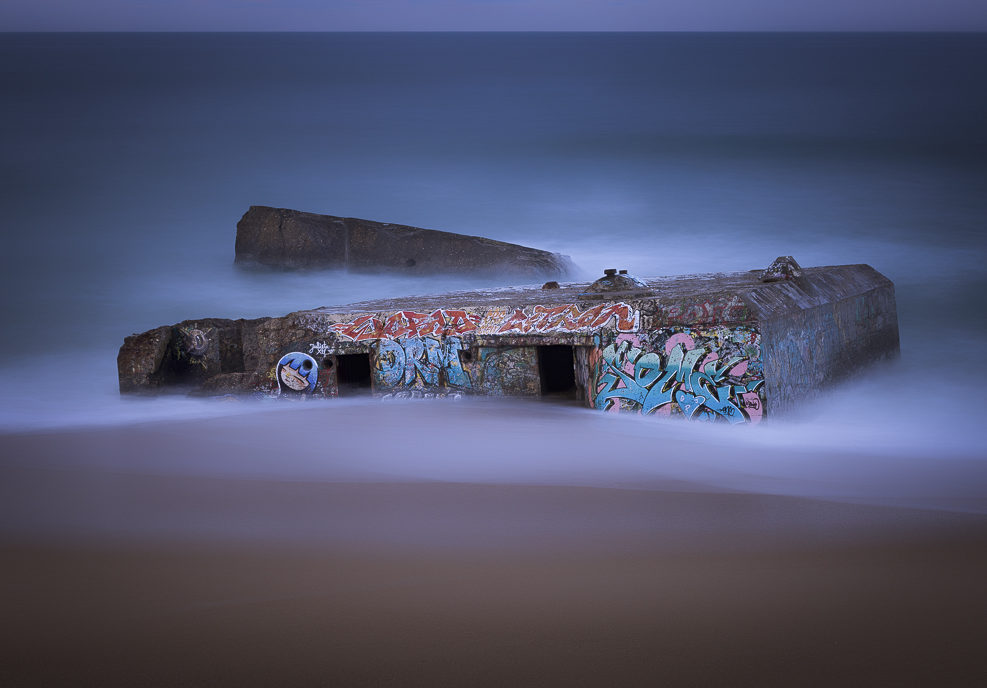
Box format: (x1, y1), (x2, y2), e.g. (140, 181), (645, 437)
(234, 206), (576, 279)
(118, 261), (899, 423)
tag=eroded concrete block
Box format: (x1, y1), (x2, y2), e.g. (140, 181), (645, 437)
(234, 206), (576, 279)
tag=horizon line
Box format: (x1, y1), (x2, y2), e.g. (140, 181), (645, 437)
(3, 29), (986, 34)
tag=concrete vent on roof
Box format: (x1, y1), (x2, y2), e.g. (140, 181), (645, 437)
(581, 268), (652, 298)
(760, 256), (803, 282)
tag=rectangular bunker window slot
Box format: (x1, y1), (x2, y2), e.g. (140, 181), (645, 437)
(335, 353), (372, 395)
(537, 345), (577, 399)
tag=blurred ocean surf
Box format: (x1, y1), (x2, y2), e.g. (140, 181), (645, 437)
(0, 32), (985, 509)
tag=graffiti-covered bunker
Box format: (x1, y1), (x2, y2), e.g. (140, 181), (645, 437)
(117, 258), (899, 423)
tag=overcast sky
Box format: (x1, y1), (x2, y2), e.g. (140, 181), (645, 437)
(3, 0), (987, 32)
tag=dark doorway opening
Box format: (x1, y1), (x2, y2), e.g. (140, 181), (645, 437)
(335, 354), (372, 394)
(537, 345), (576, 398)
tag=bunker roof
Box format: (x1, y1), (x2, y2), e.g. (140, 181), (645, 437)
(299, 264), (891, 323)
(304, 269), (759, 313)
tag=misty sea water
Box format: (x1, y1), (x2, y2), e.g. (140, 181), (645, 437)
(0, 32), (985, 509)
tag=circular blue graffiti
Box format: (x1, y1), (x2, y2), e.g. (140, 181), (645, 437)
(276, 352), (319, 394)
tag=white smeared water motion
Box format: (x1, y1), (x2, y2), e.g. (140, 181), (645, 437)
(0, 33), (984, 518)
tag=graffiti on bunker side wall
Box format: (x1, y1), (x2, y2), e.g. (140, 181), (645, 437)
(277, 352), (319, 394)
(374, 337), (472, 390)
(593, 329), (763, 423)
(332, 309), (482, 341)
(496, 302), (639, 335)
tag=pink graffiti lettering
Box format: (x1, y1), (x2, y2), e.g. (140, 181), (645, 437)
(332, 309), (482, 341)
(497, 303), (639, 334)
(664, 332), (695, 354)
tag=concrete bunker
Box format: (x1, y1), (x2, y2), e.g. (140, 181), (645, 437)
(118, 258), (900, 423)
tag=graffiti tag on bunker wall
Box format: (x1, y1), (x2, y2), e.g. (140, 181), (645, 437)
(332, 309), (482, 341)
(374, 336), (472, 390)
(496, 302), (639, 334)
(319, 304), (765, 418)
(308, 341), (332, 357)
(593, 329), (763, 424)
(663, 295), (748, 324)
(330, 303), (642, 342)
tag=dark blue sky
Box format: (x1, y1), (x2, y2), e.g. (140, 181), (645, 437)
(3, 0), (987, 31)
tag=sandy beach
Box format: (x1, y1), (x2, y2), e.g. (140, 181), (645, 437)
(1, 404), (985, 686)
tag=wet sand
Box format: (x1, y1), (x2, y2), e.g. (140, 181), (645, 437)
(1, 415), (986, 686)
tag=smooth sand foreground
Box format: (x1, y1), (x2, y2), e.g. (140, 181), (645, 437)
(0, 419), (985, 686)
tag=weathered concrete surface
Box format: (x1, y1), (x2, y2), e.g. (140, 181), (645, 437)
(118, 318), (264, 394)
(118, 262), (900, 424)
(234, 206), (576, 278)
(746, 265), (900, 416)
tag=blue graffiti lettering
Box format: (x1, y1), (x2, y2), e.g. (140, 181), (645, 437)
(594, 337), (762, 424)
(374, 336), (473, 391)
